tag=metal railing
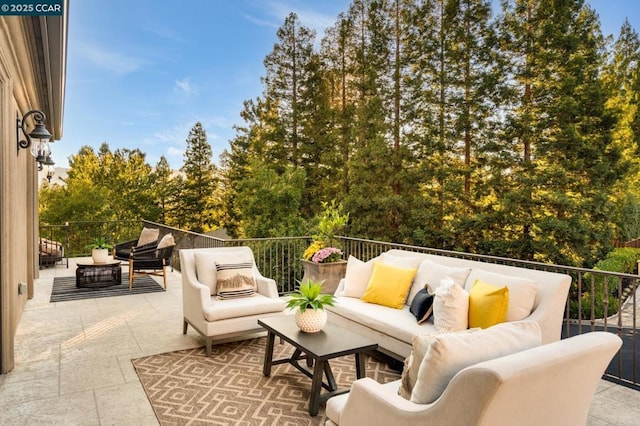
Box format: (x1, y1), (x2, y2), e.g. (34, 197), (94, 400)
(40, 220), (143, 258)
(40, 220), (639, 390)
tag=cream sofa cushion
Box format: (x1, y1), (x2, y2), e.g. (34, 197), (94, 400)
(343, 256), (377, 298)
(411, 320), (542, 404)
(399, 328), (480, 399)
(203, 293), (285, 321)
(465, 269), (537, 322)
(409, 259), (471, 306)
(329, 296), (435, 344)
(381, 252), (423, 270)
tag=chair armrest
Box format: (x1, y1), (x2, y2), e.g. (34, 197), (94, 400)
(131, 244), (172, 259)
(256, 275), (279, 298)
(337, 379), (430, 426)
(135, 239), (160, 251)
(185, 276), (214, 314)
(114, 238), (138, 251)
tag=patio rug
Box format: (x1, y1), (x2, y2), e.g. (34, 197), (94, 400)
(50, 274), (165, 302)
(132, 337), (401, 426)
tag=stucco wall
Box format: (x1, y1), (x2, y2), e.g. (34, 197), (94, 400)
(0, 16), (52, 373)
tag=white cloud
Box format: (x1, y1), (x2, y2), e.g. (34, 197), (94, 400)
(261, 1), (338, 35)
(242, 13), (279, 29)
(76, 41), (149, 75)
(143, 24), (186, 43)
(167, 146), (183, 157)
(174, 78), (198, 95)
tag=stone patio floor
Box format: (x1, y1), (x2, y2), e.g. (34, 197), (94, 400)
(0, 258), (638, 425)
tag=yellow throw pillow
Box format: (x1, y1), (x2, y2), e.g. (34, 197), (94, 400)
(468, 279), (509, 329)
(361, 262), (417, 309)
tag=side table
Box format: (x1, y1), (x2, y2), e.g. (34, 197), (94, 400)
(76, 261), (122, 288)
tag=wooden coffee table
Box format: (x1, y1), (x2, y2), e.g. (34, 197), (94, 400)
(258, 316), (378, 416)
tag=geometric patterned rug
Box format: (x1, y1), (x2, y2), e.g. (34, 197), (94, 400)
(50, 273), (165, 302)
(132, 337), (401, 425)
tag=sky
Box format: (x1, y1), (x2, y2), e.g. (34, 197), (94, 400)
(54, 0), (640, 170)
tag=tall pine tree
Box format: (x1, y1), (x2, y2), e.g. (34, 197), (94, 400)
(180, 122), (220, 233)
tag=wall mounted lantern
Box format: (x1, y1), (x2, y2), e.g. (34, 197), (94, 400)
(17, 109), (54, 170)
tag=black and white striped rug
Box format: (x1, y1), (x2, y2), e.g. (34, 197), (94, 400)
(50, 273), (165, 302)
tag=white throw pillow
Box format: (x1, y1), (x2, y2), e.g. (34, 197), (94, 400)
(411, 320), (542, 404)
(432, 278), (469, 333)
(408, 259), (471, 306)
(342, 255), (378, 298)
(465, 269), (537, 322)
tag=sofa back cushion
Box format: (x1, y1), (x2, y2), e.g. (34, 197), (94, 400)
(465, 269), (537, 322)
(409, 259), (471, 306)
(399, 328), (480, 400)
(410, 320), (542, 404)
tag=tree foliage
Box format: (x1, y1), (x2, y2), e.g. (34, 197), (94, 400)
(41, 1), (640, 268)
(220, 0), (635, 267)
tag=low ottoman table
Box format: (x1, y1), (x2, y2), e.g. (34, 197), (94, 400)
(258, 316), (378, 416)
(76, 261), (122, 288)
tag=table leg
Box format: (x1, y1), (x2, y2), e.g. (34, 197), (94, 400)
(355, 352), (366, 379)
(263, 331), (276, 377)
(324, 361), (337, 391)
(309, 359), (324, 416)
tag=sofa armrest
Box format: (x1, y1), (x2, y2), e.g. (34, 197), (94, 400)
(335, 378), (430, 426)
(256, 275), (279, 298)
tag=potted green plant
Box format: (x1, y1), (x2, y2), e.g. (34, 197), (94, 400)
(85, 237), (114, 264)
(286, 279), (337, 333)
(301, 201), (349, 294)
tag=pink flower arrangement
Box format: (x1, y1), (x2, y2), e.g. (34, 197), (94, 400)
(311, 247), (343, 264)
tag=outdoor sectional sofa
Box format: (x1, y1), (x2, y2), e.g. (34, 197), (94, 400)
(326, 248), (572, 360)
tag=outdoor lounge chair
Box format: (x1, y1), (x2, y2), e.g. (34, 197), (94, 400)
(325, 331), (622, 426)
(39, 238), (64, 268)
(128, 233), (175, 290)
(180, 246), (286, 356)
(113, 227), (160, 261)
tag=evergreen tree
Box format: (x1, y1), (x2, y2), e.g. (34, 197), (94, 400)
(234, 160), (306, 237)
(498, 0), (621, 265)
(151, 156), (174, 225)
(602, 20), (640, 242)
(180, 122), (220, 233)
(263, 12), (316, 168)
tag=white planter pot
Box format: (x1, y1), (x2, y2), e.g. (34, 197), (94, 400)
(295, 308), (327, 333)
(92, 248), (109, 264)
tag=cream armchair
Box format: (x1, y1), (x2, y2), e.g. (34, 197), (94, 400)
(180, 246), (286, 356)
(326, 332), (621, 426)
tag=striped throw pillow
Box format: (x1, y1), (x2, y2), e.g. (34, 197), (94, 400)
(215, 262), (256, 300)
